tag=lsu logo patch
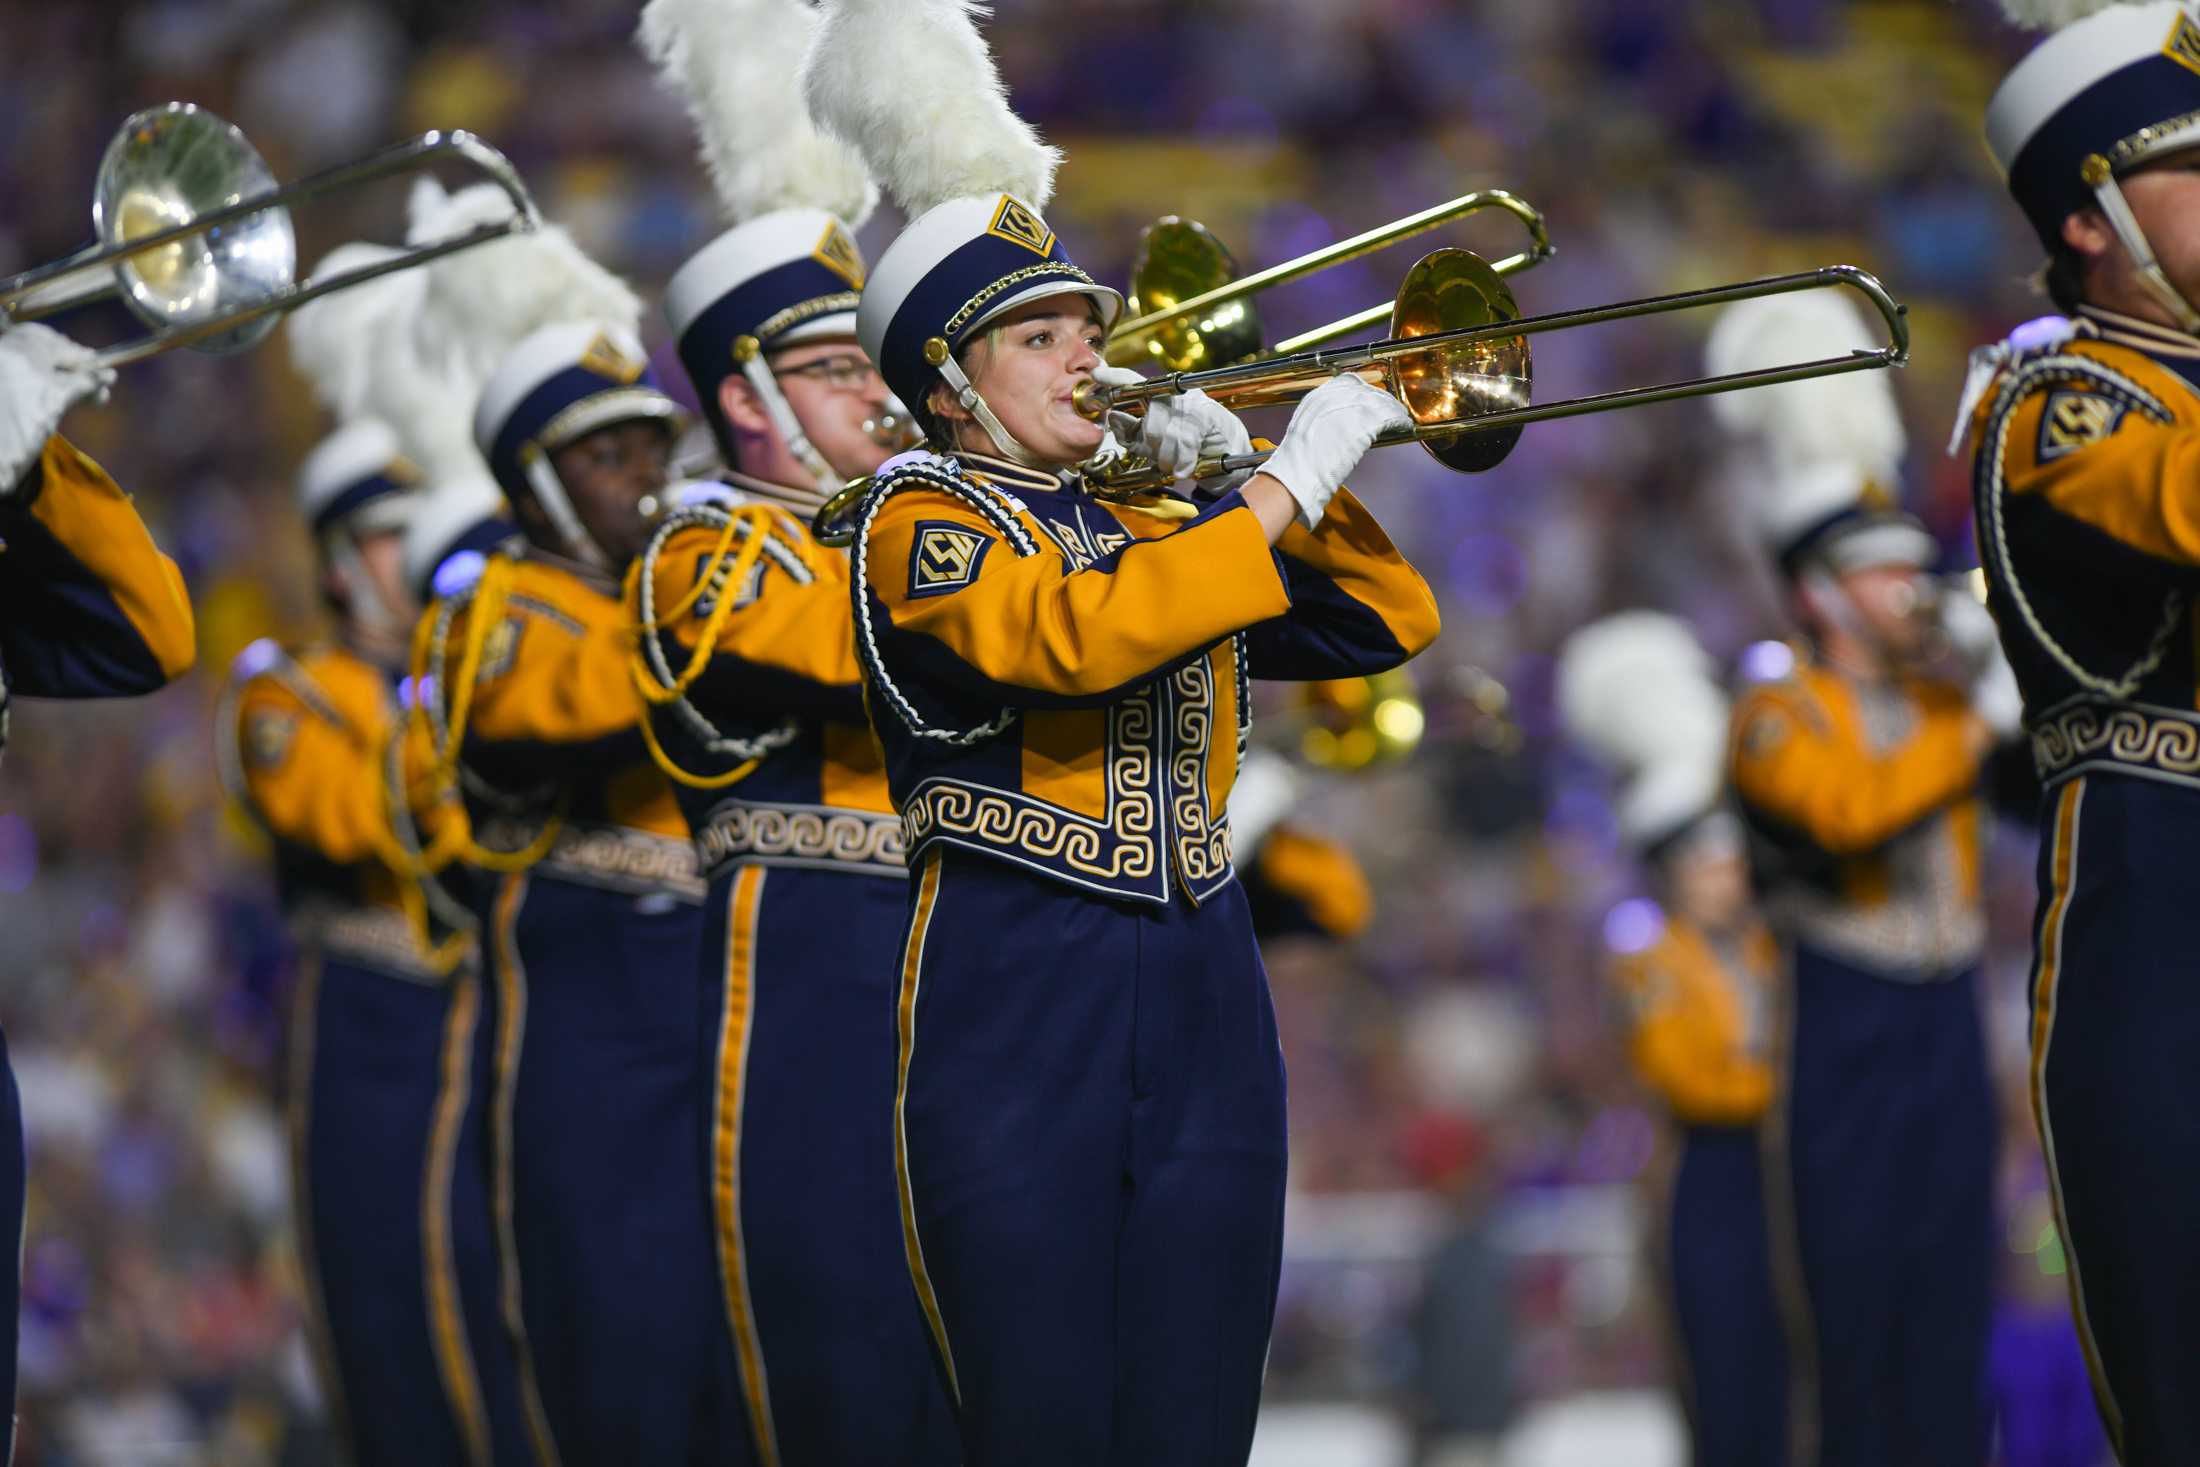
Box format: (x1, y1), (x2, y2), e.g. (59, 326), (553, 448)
(909, 522), (992, 599)
(986, 196), (1055, 257)
(691, 550), (765, 618)
(578, 332), (645, 385)
(812, 220), (866, 289)
(1739, 707), (1791, 760)
(2167, 10), (2200, 78)
(2038, 389), (2128, 462)
(245, 708), (297, 769)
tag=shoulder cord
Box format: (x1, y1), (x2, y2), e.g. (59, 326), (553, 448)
(848, 459), (1037, 745)
(398, 557), (566, 877)
(622, 503), (807, 789)
(1974, 353), (2185, 702)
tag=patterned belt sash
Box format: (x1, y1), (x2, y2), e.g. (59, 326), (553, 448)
(693, 798), (906, 879)
(476, 817), (707, 903)
(2032, 698), (2200, 791)
(299, 904), (448, 982)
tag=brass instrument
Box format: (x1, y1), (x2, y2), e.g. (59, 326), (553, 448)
(1076, 250), (1909, 496)
(0, 102), (540, 369)
(1106, 190), (1554, 374)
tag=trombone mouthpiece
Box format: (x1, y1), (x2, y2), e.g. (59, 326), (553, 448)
(1071, 378), (1120, 421)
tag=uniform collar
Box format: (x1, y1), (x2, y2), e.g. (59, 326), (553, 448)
(950, 450), (1076, 498)
(2077, 303), (2200, 359)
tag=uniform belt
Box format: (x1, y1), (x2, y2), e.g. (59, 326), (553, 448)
(477, 817), (707, 903)
(296, 904), (448, 982)
(2032, 698), (2200, 792)
(693, 798), (906, 879)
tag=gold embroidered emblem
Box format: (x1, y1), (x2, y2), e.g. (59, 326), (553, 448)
(2039, 389), (2126, 461)
(2166, 11), (2200, 79)
(812, 221), (866, 289)
(1740, 707), (1790, 759)
(985, 196), (1055, 257)
(578, 333), (645, 384)
(909, 523), (991, 597)
(245, 708), (296, 768)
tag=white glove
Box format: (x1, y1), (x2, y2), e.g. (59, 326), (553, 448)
(1092, 365), (1254, 489)
(1261, 374), (1412, 528)
(0, 324), (114, 496)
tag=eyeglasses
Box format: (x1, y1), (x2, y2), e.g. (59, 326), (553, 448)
(773, 354), (884, 394)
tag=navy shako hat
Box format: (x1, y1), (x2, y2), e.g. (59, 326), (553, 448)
(1990, 2), (2200, 251)
(857, 193), (1122, 446)
(473, 322), (685, 506)
(297, 419), (418, 538)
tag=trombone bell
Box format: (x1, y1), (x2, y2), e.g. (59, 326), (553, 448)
(1123, 218), (1264, 374)
(1385, 250), (1531, 473)
(95, 105), (296, 356)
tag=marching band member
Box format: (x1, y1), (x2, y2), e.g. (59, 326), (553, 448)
(1224, 749), (1374, 944)
(1558, 612), (1785, 1467)
(217, 253), (530, 1467)
(634, 0), (958, 1459)
(807, 2), (1440, 1458)
(403, 188), (729, 1464)
(0, 321), (193, 1465)
(1960, 1), (2200, 1453)
(1715, 294), (1996, 1467)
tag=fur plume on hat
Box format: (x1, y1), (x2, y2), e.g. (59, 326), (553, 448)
(638, 0), (877, 228)
(804, 0), (1060, 216)
(1996, 0), (2162, 30)
(1557, 612), (1728, 777)
(285, 242), (426, 422)
(405, 179), (643, 401)
(1704, 290), (1905, 481)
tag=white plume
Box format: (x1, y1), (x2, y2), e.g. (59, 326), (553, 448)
(638, 0), (877, 227)
(404, 178), (643, 409)
(1705, 290), (1905, 481)
(284, 242), (425, 421)
(1995, 0), (2161, 30)
(1556, 612), (1728, 777)
(805, 0), (1060, 216)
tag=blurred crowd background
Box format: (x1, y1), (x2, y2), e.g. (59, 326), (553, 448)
(0, 1), (2102, 1462)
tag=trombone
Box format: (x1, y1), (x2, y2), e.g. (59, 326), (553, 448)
(1105, 190), (1553, 374)
(1077, 250), (1909, 496)
(0, 102), (540, 370)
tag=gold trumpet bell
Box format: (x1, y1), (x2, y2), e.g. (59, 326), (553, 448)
(1385, 248), (1531, 472)
(1123, 218), (1264, 373)
(94, 104), (296, 356)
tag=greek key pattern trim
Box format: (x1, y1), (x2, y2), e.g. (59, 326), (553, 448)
(477, 817), (706, 902)
(1168, 653), (1235, 895)
(899, 686), (1165, 896)
(297, 904), (448, 983)
(695, 799), (906, 876)
(2033, 699), (2200, 788)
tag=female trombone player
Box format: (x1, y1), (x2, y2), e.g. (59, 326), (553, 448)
(807, 0), (1441, 1460)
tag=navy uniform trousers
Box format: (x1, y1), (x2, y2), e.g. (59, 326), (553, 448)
(2031, 774), (2200, 1464)
(1780, 943), (1995, 1467)
(482, 872), (727, 1464)
(1663, 1125), (1787, 1467)
(894, 847), (1290, 1467)
(700, 862), (958, 1466)
(291, 954), (531, 1467)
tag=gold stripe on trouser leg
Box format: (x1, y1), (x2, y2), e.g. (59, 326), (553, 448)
(422, 973), (492, 1467)
(713, 865), (781, 1467)
(1757, 941), (1820, 1467)
(285, 950), (353, 1448)
(490, 875), (565, 1467)
(894, 850), (960, 1404)
(2028, 779), (2124, 1451)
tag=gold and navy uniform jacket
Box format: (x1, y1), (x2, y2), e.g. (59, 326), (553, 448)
(417, 551), (700, 901)
(1966, 307), (2200, 793)
(221, 642), (459, 977)
(1609, 914), (1778, 1127)
(1727, 661), (1984, 977)
(851, 453), (1440, 905)
(629, 482), (902, 878)
(1240, 825), (1374, 941)
(1, 435), (194, 743)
